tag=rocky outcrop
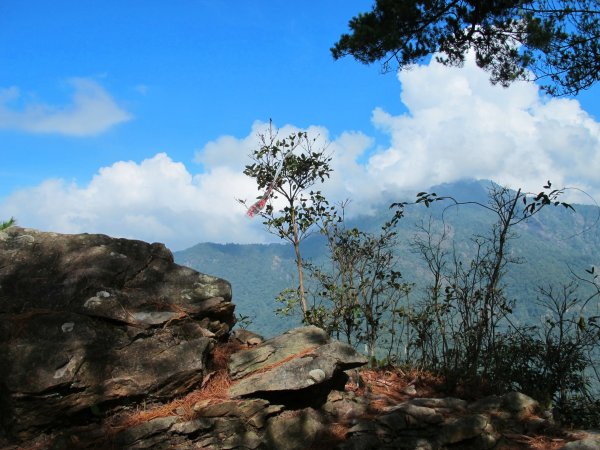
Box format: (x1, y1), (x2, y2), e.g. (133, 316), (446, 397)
(13, 384), (596, 450)
(1, 227), (597, 450)
(0, 227), (234, 439)
(336, 393), (523, 450)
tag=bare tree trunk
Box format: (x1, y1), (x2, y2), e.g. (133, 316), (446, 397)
(480, 188), (519, 378)
(291, 211), (307, 315)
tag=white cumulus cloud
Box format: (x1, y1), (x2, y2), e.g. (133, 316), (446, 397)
(367, 52), (600, 201)
(1, 54), (598, 248)
(0, 78), (132, 136)
(0, 153), (265, 249)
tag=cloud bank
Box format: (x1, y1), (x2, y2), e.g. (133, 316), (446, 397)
(1, 55), (598, 249)
(0, 78), (132, 136)
(367, 53), (600, 200)
(0, 152), (266, 250)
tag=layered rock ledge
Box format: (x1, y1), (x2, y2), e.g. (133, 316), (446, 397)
(0, 227), (234, 438)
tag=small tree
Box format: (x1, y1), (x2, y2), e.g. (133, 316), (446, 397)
(408, 218), (452, 371)
(240, 122), (334, 316)
(482, 279), (598, 426)
(398, 182), (576, 386)
(535, 282), (596, 407)
(306, 208), (411, 360)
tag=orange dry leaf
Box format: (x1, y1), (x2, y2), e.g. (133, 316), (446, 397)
(107, 340), (242, 433)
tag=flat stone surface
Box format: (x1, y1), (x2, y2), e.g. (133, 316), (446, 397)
(171, 419), (214, 435)
(228, 326), (330, 379)
(384, 403), (444, 425)
(411, 397), (467, 410)
(228, 326), (367, 397)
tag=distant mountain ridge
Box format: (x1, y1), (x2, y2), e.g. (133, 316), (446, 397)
(174, 179), (600, 338)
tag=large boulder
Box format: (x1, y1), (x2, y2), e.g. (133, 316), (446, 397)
(228, 326), (368, 398)
(0, 227), (234, 439)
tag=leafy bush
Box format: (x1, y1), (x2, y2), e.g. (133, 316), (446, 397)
(555, 396), (600, 428)
(488, 330), (590, 408)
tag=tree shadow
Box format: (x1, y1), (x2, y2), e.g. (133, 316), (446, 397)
(0, 227), (233, 446)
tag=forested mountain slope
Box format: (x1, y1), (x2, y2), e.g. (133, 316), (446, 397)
(174, 180), (600, 338)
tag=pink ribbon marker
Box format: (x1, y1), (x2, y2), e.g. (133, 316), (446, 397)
(246, 151), (290, 218)
(246, 188), (273, 218)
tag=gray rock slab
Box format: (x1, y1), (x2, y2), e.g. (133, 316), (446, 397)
(384, 403), (444, 425)
(0, 227), (233, 329)
(171, 419), (214, 435)
(562, 438), (600, 450)
(501, 391), (539, 417)
(228, 326), (330, 379)
(231, 328), (264, 346)
(438, 414), (489, 445)
(114, 416), (178, 447)
(228, 326), (367, 397)
(410, 397), (467, 411)
(265, 408), (325, 450)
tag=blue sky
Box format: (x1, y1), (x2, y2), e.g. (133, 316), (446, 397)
(1, 1), (599, 250)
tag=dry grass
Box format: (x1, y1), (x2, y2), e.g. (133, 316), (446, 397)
(106, 339), (244, 432)
(108, 368), (232, 432)
(5, 355), (593, 450)
(117, 357), (576, 450)
(105, 340), (321, 433)
(7, 340), (587, 450)
(497, 434), (568, 450)
(211, 340), (244, 370)
(310, 422), (350, 450)
(349, 367), (581, 450)
(352, 367), (445, 413)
